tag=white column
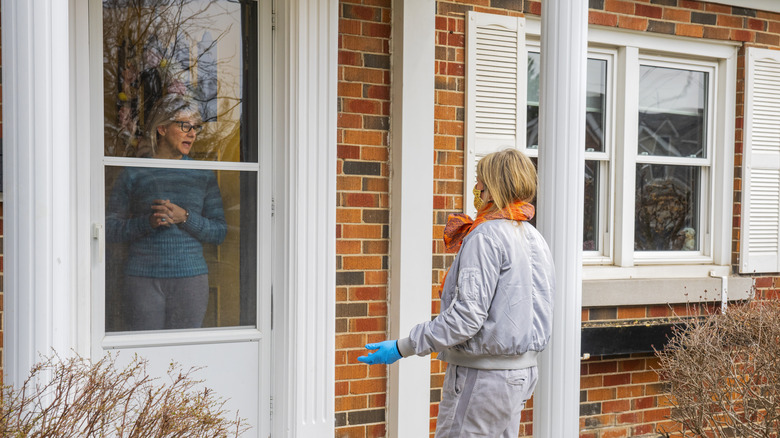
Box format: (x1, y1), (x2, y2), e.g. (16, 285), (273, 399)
(388, 1), (435, 436)
(2, 0), (73, 386)
(274, 0), (338, 436)
(534, 1), (587, 437)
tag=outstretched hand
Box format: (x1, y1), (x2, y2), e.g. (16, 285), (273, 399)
(357, 340), (402, 365)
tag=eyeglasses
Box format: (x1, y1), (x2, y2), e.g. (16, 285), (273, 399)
(171, 120), (204, 134)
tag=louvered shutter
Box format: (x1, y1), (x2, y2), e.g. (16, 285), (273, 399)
(740, 47), (780, 273)
(464, 12), (526, 217)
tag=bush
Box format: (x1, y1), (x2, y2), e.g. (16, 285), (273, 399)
(0, 353), (249, 437)
(656, 301), (780, 437)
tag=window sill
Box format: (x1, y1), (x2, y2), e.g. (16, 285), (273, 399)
(582, 265), (754, 307)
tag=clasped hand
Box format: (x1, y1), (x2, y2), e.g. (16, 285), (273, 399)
(357, 340), (402, 365)
(150, 199), (185, 228)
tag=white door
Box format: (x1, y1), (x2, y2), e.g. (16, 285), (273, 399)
(89, 1), (273, 436)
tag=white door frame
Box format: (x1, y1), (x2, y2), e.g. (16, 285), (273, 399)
(3, 0), (338, 436)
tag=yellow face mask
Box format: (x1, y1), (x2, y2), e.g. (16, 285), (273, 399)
(473, 187), (484, 212)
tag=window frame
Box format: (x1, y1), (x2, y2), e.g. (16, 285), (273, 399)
(523, 19), (737, 281)
(631, 55), (717, 265)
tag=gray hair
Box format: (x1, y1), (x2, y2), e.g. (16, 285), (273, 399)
(145, 94), (201, 155)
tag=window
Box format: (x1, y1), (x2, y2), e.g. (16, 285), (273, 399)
(466, 12), (737, 276)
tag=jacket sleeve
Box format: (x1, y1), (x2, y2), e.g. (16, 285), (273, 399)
(398, 230), (503, 357)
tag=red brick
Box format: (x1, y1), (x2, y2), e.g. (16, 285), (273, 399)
(349, 286), (387, 301)
(703, 25), (731, 40)
(342, 223), (382, 238)
(718, 14), (745, 28)
(748, 18), (766, 31)
(343, 97), (382, 115)
(756, 32), (780, 46)
(589, 11), (618, 26)
(344, 129), (384, 146)
(363, 22), (391, 39)
(588, 361), (618, 375)
(676, 23), (704, 37)
(588, 387), (617, 401)
(339, 18), (362, 35)
(632, 396), (656, 410)
(632, 370), (660, 384)
(604, 0), (634, 14)
(339, 50), (362, 66)
(616, 411), (639, 424)
(343, 67), (386, 85)
(679, 0), (703, 9)
(339, 112), (362, 127)
(602, 399), (631, 413)
(663, 8), (691, 23)
(635, 4), (662, 19)
(642, 407), (672, 422)
(338, 145), (361, 160)
(604, 373), (631, 387)
(618, 16), (648, 31)
(341, 35), (385, 54)
(731, 29), (755, 42)
(343, 256), (382, 270)
(350, 378), (386, 395)
(352, 316), (386, 332)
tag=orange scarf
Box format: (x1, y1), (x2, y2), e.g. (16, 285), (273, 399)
(439, 200), (535, 295)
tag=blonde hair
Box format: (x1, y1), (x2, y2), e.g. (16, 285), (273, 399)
(145, 94), (201, 155)
(476, 148), (537, 211)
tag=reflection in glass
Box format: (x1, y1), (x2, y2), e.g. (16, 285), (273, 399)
(102, 0), (258, 162)
(583, 160), (599, 251)
(638, 66), (707, 158)
(526, 53), (606, 152)
(105, 167), (257, 332)
(635, 164), (700, 251)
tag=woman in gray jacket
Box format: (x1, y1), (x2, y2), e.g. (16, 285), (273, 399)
(358, 148), (555, 438)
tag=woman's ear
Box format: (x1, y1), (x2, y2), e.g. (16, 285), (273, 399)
(157, 125), (167, 136)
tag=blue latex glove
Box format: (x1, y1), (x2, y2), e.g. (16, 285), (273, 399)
(357, 340), (402, 365)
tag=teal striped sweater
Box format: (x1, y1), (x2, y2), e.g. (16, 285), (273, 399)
(106, 158), (227, 278)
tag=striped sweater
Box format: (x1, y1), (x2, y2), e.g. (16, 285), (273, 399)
(106, 157), (227, 278)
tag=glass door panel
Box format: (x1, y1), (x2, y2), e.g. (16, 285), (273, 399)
(101, 0), (260, 333)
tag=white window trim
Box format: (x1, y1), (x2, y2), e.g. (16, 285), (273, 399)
(523, 18), (738, 282)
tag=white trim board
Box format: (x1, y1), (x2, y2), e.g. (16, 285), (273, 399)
(712, 0), (780, 14)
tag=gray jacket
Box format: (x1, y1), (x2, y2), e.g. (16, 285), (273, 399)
(397, 219), (555, 369)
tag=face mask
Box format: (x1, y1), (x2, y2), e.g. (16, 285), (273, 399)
(473, 187), (484, 212)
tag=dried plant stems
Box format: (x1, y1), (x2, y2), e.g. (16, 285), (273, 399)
(0, 353), (249, 437)
(656, 302), (780, 437)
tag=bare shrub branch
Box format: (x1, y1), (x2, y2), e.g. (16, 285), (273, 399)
(0, 353), (249, 437)
(656, 301), (780, 437)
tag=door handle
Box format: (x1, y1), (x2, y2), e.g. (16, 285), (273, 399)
(92, 223), (104, 264)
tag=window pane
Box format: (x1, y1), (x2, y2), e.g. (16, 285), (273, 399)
(102, 0), (258, 162)
(586, 59), (606, 153)
(584, 160), (600, 251)
(105, 167), (257, 332)
(527, 52), (540, 149)
(638, 66), (707, 159)
(635, 164), (700, 251)
(526, 53), (606, 152)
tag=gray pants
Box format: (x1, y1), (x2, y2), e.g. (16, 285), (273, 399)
(125, 275), (209, 330)
(435, 364), (538, 438)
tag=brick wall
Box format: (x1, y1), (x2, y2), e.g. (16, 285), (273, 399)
(335, 0), (780, 437)
(335, 0), (392, 436)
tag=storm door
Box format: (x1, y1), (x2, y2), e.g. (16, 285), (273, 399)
(89, 1), (272, 435)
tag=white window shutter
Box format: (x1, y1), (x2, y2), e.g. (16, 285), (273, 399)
(740, 47), (780, 273)
(464, 12), (526, 217)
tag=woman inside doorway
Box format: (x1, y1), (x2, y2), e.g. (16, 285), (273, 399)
(106, 93), (227, 331)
